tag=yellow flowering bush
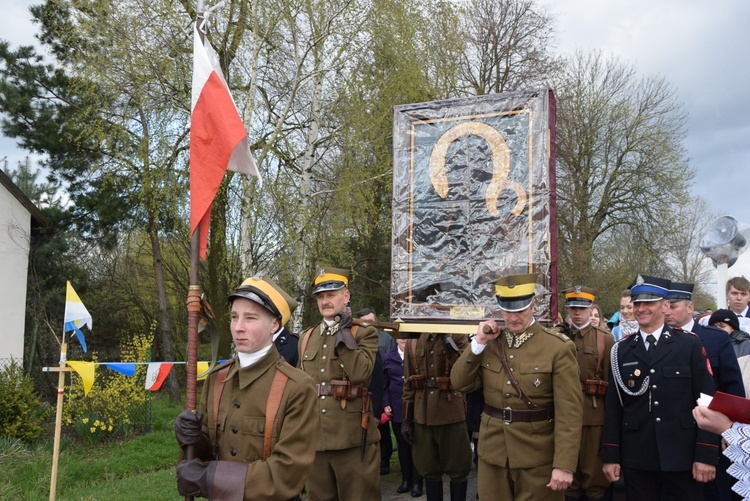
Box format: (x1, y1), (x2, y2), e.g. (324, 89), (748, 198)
(64, 331), (154, 444)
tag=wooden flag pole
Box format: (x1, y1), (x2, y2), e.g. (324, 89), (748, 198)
(49, 341), (71, 501)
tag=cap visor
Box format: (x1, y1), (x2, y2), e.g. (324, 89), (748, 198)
(312, 281), (346, 295)
(497, 296), (534, 312)
(631, 293), (665, 302)
(565, 300), (593, 308)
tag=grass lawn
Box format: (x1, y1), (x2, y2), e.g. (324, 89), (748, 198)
(0, 393), (184, 500)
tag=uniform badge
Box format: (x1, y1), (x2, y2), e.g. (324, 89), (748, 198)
(318, 268), (326, 277)
(627, 380), (635, 388)
(634, 369), (641, 376)
(507, 276), (516, 288)
(574, 285), (581, 293)
(534, 378), (541, 387)
(636, 274), (644, 286)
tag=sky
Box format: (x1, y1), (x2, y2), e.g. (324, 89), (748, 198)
(2, 0), (749, 304)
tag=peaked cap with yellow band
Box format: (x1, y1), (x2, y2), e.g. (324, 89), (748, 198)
(228, 275), (298, 326)
(563, 286), (596, 308)
(494, 273), (538, 312)
(312, 267), (350, 295)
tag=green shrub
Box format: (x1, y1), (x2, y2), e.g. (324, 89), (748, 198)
(0, 359), (50, 441)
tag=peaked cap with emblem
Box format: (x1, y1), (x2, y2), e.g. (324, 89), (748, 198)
(228, 275), (298, 326)
(563, 285), (596, 308)
(494, 273), (538, 312)
(667, 282), (694, 302)
(629, 274), (671, 302)
(312, 267), (350, 295)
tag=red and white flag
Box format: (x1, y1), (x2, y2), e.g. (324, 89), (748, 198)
(145, 362), (174, 391)
(190, 22), (260, 259)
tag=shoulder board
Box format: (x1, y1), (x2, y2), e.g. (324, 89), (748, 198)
(542, 326), (571, 342)
(618, 332), (637, 341)
(671, 326), (699, 338)
(275, 359), (311, 383)
(288, 331), (300, 339)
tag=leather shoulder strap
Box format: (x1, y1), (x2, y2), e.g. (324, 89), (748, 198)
(595, 328), (606, 377)
(213, 365), (231, 439)
(496, 335), (537, 409)
(263, 368), (289, 460)
(299, 327), (314, 369)
(409, 339), (419, 374)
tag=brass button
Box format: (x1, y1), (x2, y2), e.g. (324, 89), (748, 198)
(230, 449), (237, 456)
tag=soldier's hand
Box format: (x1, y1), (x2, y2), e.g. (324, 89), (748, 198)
(602, 463), (620, 482)
(334, 311), (358, 350)
(476, 321), (500, 345)
(546, 468), (572, 491)
(693, 462), (716, 483)
(174, 410), (203, 448)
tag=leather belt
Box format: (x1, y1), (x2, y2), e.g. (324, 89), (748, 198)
(317, 383), (334, 397)
(483, 403), (554, 423)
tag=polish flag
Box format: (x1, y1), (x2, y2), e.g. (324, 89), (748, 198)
(145, 362), (174, 391)
(190, 22), (260, 259)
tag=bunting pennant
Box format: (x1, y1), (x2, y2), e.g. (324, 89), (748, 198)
(145, 362), (174, 391)
(66, 361), (96, 396)
(63, 282), (92, 352)
(104, 363), (137, 377)
(190, 22), (260, 259)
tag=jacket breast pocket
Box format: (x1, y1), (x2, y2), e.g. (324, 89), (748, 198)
(242, 416), (268, 437)
(663, 365), (692, 394)
(480, 357), (504, 394)
(520, 361), (552, 398)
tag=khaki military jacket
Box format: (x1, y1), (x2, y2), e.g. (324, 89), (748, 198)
(570, 324), (615, 426)
(403, 333), (469, 426)
(450, 321), (583, 471)
(298, 321), (379, 450)
(197, 345), (318, 501)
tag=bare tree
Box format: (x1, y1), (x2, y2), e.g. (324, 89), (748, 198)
(458, 0), (560, 95)
(553, 50), (694, 295)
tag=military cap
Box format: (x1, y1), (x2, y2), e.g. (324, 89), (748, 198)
(629, 274), (670, 302)
(563, 286), (596, 308)
(228, 275), (298, 326)
(312, 267), (350, 295)
(494, 273), (538, 312)
(668, 282), (694, 302)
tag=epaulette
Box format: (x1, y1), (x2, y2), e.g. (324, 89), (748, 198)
(274, 357), (308, 382)
(617, 332), (637, 342)
(543, 326), (572, 342)
(671, 326), (699, 338)
(288, 331), (300, 339)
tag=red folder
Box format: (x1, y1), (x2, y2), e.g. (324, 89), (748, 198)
(708, 391), (750, 424)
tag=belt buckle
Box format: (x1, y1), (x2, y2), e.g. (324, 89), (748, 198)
(503, 406), (513, 424)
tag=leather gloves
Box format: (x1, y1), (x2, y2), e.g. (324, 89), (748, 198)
(177, 459), (248, 501)
(334, 311), (358, 350)
(176, 458), (216, 498)
(174, 410), (203, 448)
(401, 401), (415, 445)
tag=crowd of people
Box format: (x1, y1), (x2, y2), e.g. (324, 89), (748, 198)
(172, 269), (750, 501)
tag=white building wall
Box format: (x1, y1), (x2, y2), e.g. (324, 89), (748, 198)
(0, 185), (31, 363)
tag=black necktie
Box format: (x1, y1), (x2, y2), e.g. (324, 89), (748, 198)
(646, 334), (657, 359)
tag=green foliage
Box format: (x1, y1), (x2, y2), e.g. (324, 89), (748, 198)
(0, 393), (183, 500)
(63, 333), (153, 442)
(0, 360), (51, 442)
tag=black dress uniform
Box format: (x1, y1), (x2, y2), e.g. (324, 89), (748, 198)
(602, 276), (719, 501)
(274, 327), (300, 367)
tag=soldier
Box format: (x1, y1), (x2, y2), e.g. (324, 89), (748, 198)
(402, 331), (472, 501)
(174, 276), (318, 500)
(665, 282), (744, 501)
(451, 273), (583, 500)
(560, 286), (615, 501)
(602, 275), (719, 500)
(298, 267), (381, 501)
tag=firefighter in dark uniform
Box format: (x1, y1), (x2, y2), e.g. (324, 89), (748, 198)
(174, 276), (318, 500)
(402, 332), (472, 501)
(602, 275), (720, 501)
(665, 281), (744, 501)
(451, 273), (583, 500)
(297, 267), (380, 501)
(274, 326), (299, 366)
(561, 286), (615, 501)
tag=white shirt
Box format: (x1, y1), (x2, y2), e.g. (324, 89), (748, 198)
(471, 319), (537, 354)
(237, 343), (274, 368)
(641, 324), (665, 351)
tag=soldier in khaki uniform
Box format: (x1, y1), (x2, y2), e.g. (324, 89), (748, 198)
(451, 273), (583, 501)
(402, 333), (472, 501)
(560, 286), (614, 501)
(298, 267), (381, 501)
(174, 276), (318, 500)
